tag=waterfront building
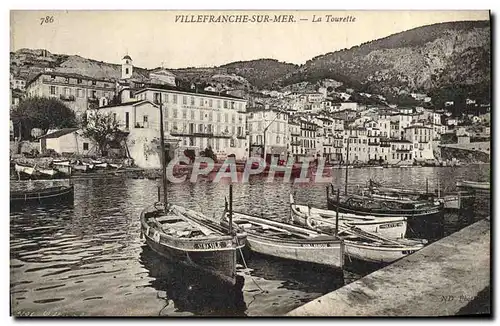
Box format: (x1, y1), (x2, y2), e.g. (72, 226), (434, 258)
(247, 107), (289, 162)
(288, 121), (301, 161)
(134, 85), (248, 160)
(299, 118), (319, 160)
(388, 139), (413, 165)
(38, 128), (96, 156)
(25, 71), (116, 116)
(403, 125), (435, 162)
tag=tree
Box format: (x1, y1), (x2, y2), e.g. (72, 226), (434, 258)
(11, 97), (77, 140)
(81, 110), (125, 156)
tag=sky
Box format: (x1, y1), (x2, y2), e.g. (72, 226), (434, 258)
(10, 10), (489, 69)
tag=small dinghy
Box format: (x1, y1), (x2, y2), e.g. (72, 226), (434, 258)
(10, 184), (74, 206)
(36, 167), (58, 178)
(456, 180), (490, 191)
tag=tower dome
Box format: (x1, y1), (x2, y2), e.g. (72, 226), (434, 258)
(121, 54), (133, 79)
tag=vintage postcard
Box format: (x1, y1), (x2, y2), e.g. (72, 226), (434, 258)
(9, 10), (491, 317)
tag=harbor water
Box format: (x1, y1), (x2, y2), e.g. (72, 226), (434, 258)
(10, 165), (490, 316)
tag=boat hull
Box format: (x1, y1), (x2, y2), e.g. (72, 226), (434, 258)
(144, 236), (239, 286)
(291, 206), (407, 239)
(140, 205), (246, 286)
(344, 240), (424, 263)
(456, 181), (490, 190)
(327, 196), (443, 218)
(244, 233), (344, 269)
(10, 185), (74, 206)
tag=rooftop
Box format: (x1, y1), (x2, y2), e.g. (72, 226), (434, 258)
(38, 128), (79, 139)
(26, 71), (115, 88)
(134, 83), (245, 100)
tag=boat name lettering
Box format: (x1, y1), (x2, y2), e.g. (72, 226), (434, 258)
(301, 243), (329, 248)
(194, 242), (227, 250)
(379, 222), (403, 229)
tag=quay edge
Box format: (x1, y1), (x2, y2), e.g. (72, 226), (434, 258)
(286, 218), (490, 317)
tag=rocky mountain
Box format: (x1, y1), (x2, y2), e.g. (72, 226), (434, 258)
(11, 20), (490, 107)
(277, 20), (490, 105)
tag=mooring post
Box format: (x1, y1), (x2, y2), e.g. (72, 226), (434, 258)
(335, 189), (340, 237)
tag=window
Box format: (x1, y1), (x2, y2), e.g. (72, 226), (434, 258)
(183, 110), (187, 119)
(200, 98), (204, 106)
(50, 86), (56, 95)
(224, 101), (228, 109)
(92, 80), (96, 86)
(125, 112), (129, 129)
(209, 99), (213, 107)
(113, 113), (117, 122)
(191, 110), (195, 120)
(231, 101), (235, 109)
(173, 94), (178, 104)
(183, 96), (187, 105)
(154, 93), (161, 104)
(83, 142), (89, 151)
(209, 112), (213, 121)
(173, 109), (178, 118)
(225, 113), (229, 123)
(77, 79), (82, 84)
(190, 97), (195, 105)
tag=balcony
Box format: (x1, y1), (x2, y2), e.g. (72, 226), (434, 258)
(60, 94), (75, 101)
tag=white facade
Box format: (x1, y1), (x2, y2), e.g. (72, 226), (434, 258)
(247, 109), (289, 160)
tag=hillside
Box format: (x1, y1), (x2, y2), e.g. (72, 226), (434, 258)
(10, 20), (491, 107)
(277, 20), (490, 104)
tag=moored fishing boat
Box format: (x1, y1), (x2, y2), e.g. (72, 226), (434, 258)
(456, 180), (490, 191)
(342, 235), (426, 263)
(221, 211), (344, 269)
(10, 184), (74, 206)
(53, 159), (71, 166)
(327, 190), (443, 218)
(290, 195), (407, 239)
(303, 215), (427, 263)
(14, 163), (36, 178)
(140, 202), (247, 285)
(36, 167), (58, 178)
(109, 163), (123, 169)
(140, 99), (246, 286)
(72, 164), (89, 172)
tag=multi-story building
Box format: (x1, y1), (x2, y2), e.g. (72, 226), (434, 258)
(247, 107), (289, 162)
(296, 118), (318, 160)
(388, 140), (413, 164)
(403, 125), (435, 162)
(134, 85), (248, 160)
(10, 73), (27, 91)
(25, 72), (116, 116)
(288, 121), (301, 161)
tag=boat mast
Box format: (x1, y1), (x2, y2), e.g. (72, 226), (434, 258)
(159, 100), (168, 206)
(344, 137), (350, 195)
(228, 184), (233, 234)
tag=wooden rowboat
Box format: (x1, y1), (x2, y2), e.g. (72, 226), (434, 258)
(53, 159), (71, 166)
(72, 165), (89, 172)
(290, 196), (407, 240)
(221, 211), (344, 269)
(36, 167), (58, 178)
(10, 184), (74, 206)
(14, 163), (36, 176)
(456, 180), (490, 191)
(140, 203), (247, 286)
(94, 162), (108, 169)
(304, 216), (427, 264)
(109, 163), (123, 169)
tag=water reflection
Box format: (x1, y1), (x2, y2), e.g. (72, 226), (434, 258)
(139, 246), (246, 316)
(10, 164), (490, 316)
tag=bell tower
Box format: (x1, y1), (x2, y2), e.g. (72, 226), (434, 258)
(121, 54), (133, 79)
